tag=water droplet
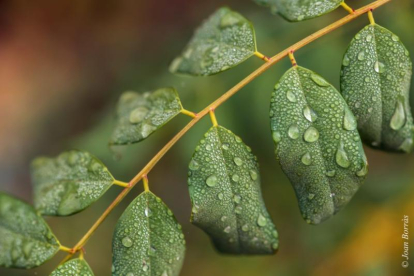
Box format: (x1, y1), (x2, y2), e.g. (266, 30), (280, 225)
(235, 206), (242, 214)
(301, 152), (312, 166)
(392, 35), (399, 41)
(257, 214), (267, 227)
(336, 142), (350, 168)
(242, 224), (249, 232)
(249, 170), (258, 180)
(287, 91), (297, 102)
(189, 159), (199, 170)
(308, 193), (315, 200)
(374, 61), (385, 73)
(126, 272), (134, 276)
(343, 108), (357, 131)
(288, 125), (299, 139)
(358, 51), (365, 61)
(142, 263), (149, 272)
(326, 170), (336, 177)
(222, 143), (229, 150)
(342, 55), (350, 66)
(356, 164), (368, 177)
(224, 226), (231, 233)
(162, 271), (168, 276)
(232, 174), (240, 182)
(234, 157), (243, 166)
(218, 193), (224, 200)
(311, 74), (329, 87)
(233, 195), (241, 204)
(304, 127), (319, 143)
(144, 207), (152, 217)
(122, 236), (133, 248)
(297, 14), (305, 21)
(272, 131), (281, 143)
(390, 100), (406, 130)
(399, 138), (413, 153)
(129, 107), (149, 124)
(366, 34), (372, 42)
(220, 12), (241, 28)
(206, 175), (218, 187)
(303, 106), (318, 122)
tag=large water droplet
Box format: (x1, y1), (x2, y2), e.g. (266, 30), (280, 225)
(287, 91), (297, 102)
(303, 106), (318, 122)
(129, 107), (149, 124)
(233, 195), (241, 204)
(304, 127), (319, 143)
(272, 131), (281, 143)
(206, 175), (218, 187)
(390, 100), (406, 130)
(257, 214), (267, 227)
(358, 51), (365, 61)
(343, 108), (357, 131)
(288, 125), (299, 139)
(224, 226), (231, 233)
(336, 142), (350, 168)
(399, 138), (413, 153)
(301, 152), (312, 166)
(234, 157), (243, 166)
(249, 170), (258, 180)
(366, 34), (372, 42)
(356, 163), (368, 177)
(189, 159), (199, 170)
(142, 263), (149, 272)
(311, 74), (329, 87)
(342, 55), (350, 66)
(122, 236), (133, 248)
(326, 170), (336, 177)
(308, 193), (315, 200)
(241, 224), (249, 232)
(232, 174), (240, 182)
(374, 61), (385, 73)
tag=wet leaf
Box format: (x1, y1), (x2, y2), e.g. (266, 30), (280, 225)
(0, 193), (60, 268)
(112, 191), (185, 276)
(170, 7), (257, 76)
(51, 258), (94, 276)
(253, 0), (342, 22)
(270, 66), (368, 224)
(110, 88), (183, 145)
(188, 126), (278, 254)
(31, 150), (114, 216)
(340, 24), (414, 153)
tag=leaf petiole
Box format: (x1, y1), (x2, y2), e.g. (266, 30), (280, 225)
(340, 2), (354, 14)
(254, 51), (270, 62)
(288, 51), (298, 67)
(368, 9), (375, 25)
(143, 175), (150, 192)
(59, 245), (73, 253)
(181, 109), (197, 118)
(209, 109), (219, 127)
(113, 180), (129, 188)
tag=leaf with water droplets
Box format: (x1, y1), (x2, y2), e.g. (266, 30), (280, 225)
(270, 66), (368, 224)
(0, 193), (60, 269)
(110, 88), (183, 145)
(51, 258), (94, 276)
(31, 150), (115, 216)
(341, 24), (414, 153)
(112, 191), (185, 276)
(253, 0), (342, 22)
(188, 126), (278, 254)
(169, 7), (257, 76)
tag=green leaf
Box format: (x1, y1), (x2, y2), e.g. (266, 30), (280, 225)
(253, 0), (342, 22)
(270, 66), (368, 224)
(169, 7), (257, 76)
(51, 258), (94, 276)
(0, 193), (60, 268)
(31, 150), (114, 216)
(188, 126), (278, 254)
(112, 191), (185, 276)
(110, 88), (183, 145)
(340, 24), (414, 153)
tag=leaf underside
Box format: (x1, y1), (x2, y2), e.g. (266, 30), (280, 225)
(31, 150), (114, 216)
(340, 24), (414, 153)
(112, 191), (185, 276)
(110, 88), (183, 145)
(270, 66), (368, 224)
(0, 193), (60, 269)
(51, 258), (94, 276)
(253, 0), (342, 22)
(188, 126), (278, 254)
(170, 7), (257, 76)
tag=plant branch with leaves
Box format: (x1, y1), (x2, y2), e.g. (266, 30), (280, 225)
(2, 0), (412, 275)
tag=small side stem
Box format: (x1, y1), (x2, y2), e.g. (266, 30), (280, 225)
(113, 179), (129, 188)
(59, 245), (72, 253)
(143, 175), (150, 192)
(209, 109), (218, 127)
(288, 51), (297, 67)
(341, 2), (355, 14)
(368, 9), (375, 25)
(254, 51), (270, 62)
(181, 109), (197, 118)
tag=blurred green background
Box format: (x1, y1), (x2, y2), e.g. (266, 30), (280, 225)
(0, 0), (413, 275)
